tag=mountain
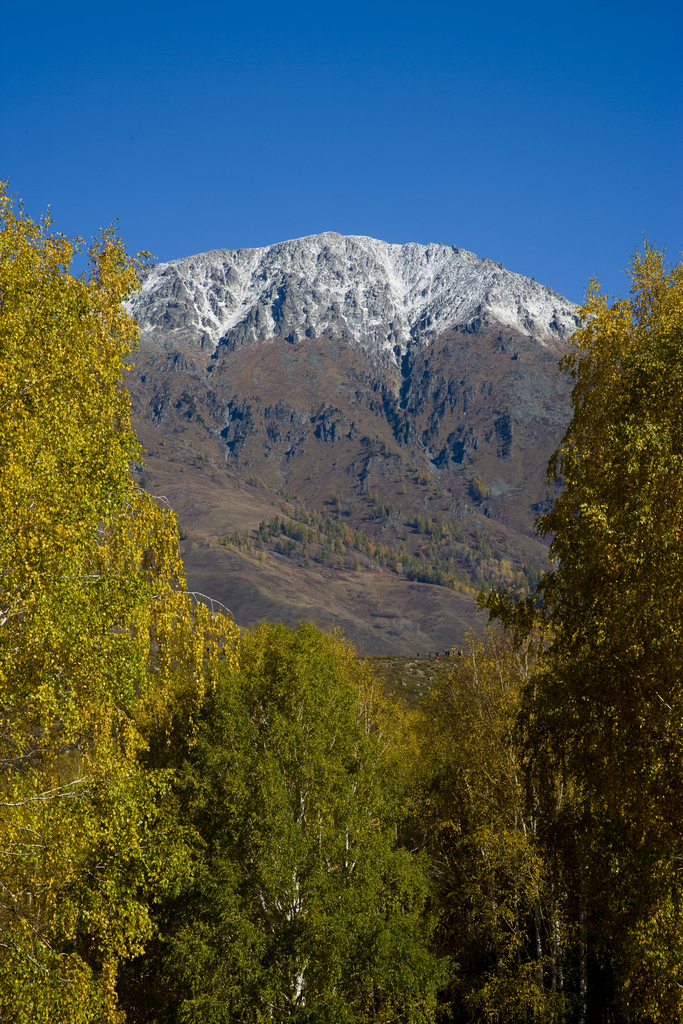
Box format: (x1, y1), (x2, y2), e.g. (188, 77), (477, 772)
(125, 233), (577, 652)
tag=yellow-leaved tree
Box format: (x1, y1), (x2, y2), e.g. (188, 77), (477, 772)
(411, 630), (564, 1023)
(485, 243), (683, 1021)
(0, 184), (237, 1022)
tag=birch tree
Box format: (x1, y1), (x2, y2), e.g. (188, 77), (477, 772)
(121, 622), (447, 1024)
(485, 243), (683, 1021)
(0, 184), (236, 1022)
(411, 630), (564, 1023)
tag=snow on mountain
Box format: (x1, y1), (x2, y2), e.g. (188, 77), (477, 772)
(127, 232), (578, 357)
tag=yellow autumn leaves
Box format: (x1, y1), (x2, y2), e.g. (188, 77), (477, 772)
(0, 183), (237, 1022)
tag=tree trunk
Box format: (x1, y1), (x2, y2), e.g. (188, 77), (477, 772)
(578, 864), (588, 1024)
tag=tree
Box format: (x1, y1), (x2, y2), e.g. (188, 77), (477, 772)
(485, 244), (683, 1020)
(410, 630), (564, 1023)
(120, 622), (447, 1024)
(0, 184), (236, 1022)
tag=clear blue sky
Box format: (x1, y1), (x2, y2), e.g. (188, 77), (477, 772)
(2, 0), (681, 303)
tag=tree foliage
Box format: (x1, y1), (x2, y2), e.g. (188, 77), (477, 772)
(120, 622), (447, 1024)
(484, 243), (683, 1020)
(411, 630), (564, 1023)
(0, 184), (237, 1022)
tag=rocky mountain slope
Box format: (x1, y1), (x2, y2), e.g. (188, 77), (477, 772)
(126, 233), (578, 652)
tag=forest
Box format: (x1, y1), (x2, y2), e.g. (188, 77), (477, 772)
(2, 181), (683, 1023)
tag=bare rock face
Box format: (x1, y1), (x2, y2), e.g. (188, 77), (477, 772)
(125, 233), (578, 649)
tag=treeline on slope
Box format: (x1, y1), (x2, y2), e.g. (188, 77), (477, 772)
(3, 183), (683, 1023)
(220, 505), (541, 596)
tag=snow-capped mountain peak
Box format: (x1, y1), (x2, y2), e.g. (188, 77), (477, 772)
(128, 232), (577, 356)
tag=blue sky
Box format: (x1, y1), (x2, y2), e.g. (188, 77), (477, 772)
(2, 0), (681, 303)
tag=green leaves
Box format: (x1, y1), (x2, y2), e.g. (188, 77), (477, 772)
(122, 623), (447, 1024)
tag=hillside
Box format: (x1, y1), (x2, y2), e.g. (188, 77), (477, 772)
(126, 233), (576, 651)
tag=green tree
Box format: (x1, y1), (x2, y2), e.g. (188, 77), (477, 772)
(485, 244), (683, 1020)
(121, 622), (447, 1024)
(0, 185), (236, 1021)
